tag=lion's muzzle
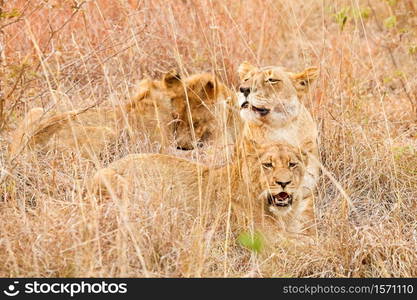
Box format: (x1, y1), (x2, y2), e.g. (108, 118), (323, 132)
(267, 191), (293, 207)
(240, 100), (271, 116)
(241, 101), (249, 109)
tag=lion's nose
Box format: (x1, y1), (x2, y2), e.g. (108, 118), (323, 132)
(276, 181), (291, 188)
(239, 87), (251, 97)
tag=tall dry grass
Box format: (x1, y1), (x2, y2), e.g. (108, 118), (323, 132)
(0, 0), (416, 277)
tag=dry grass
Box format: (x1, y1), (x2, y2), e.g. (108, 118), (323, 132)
(0, 0), (416, 277)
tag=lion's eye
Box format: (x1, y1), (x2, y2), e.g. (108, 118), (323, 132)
(243, 78), (250, 82)
(289, 162), (297, 168)
(267, 78), (281, 84)
(262, 162), (273, 169)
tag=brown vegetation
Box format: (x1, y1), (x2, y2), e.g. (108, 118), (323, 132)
(0, 0), (416, 277)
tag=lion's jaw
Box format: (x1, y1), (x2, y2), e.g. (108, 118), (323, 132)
(238, 93), (300, 127)
(258, 187), (303, 217)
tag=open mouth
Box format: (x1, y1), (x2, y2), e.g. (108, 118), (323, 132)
(267, 192), (293, 207)
(240, 101), (270, 116)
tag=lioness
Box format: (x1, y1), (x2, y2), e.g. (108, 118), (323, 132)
(91, 140), (315, 236)
(237, 62), (319, 194)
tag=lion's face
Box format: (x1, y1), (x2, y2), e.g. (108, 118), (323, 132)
(237, 62), (318, 126)
(171, 73), (232, 150)
(253, 144), (307, 216)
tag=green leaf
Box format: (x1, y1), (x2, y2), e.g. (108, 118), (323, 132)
(333, 8), (349, 31)
(0, 8), (21, 19)
(394, 70), (405, 78)
(360, 7), (371, 19)
(352, 7), (371, 20)
(384, 16), (397, 29)
(385, 0), (397, 6)
(237, 231), (264, 253)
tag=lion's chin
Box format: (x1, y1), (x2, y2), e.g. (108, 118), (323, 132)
(268, 205), (292, 217)
(239, 109), (265, 125)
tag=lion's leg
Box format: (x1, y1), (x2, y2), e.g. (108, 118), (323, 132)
(9, 107), (45, 159)
(90, 167), (128, 200)
(157, 109), (177, 153)
(157, 123), (171, 153)
(62, 125), (117, 160)
(298, 195), (317, 237)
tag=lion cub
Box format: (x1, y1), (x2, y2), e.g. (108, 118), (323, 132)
(9, 72), (238, 161)
(9, 71), (183, 160)
(91, 140), (315, 236)
(237, 62), (319, 195)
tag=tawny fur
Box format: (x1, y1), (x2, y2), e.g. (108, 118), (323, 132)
(91, 139), (315, 237)
(9, 74), (180, 160)
(171, 73), (239, 151)
(9, 72), (239, 160)
(237, 62), (320, 195)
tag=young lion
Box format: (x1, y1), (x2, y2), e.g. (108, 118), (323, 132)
(9, 71), (183, 160)
(237, 62), (319, 195)
(91, 139), (315, 236)
(9, 72), (239, 161)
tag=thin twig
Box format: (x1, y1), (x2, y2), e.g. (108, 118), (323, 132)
(34, 1), (87, 73)
(368, 1), (416, 118)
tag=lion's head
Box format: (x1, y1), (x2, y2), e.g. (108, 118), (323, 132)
(242, 142), (311, 217)
(128, 70), (235, 150)
(171, 72), (234, 150)
(129, 70), (182, 108)
(237, 62), (318, 126)
(161, 69), (184, 99)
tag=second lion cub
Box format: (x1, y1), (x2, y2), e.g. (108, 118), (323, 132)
(91, 140), (316, 236)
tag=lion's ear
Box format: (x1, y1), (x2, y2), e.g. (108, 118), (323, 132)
(202, 76), (219, 99)
(290, 67), (319, 94)
(186, 74), (219, 103)
(238, 61), (256, 81)
(205, 79), (214, 91)
(163, 69), (182, 88)
(202, 79), (215, 101)
(131, 79), (152, 102)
